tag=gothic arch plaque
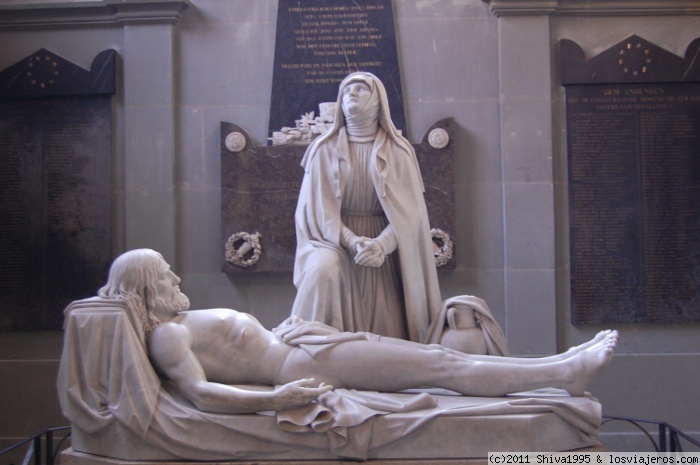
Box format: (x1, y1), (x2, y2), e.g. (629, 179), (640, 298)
(0, 49), (116, 330)
(561, 36), (700, 325)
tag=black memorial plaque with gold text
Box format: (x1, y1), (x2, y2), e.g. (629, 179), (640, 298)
(561, 36), (700, 325)
(0, 49), (115, 330)
(269, 0), (405, 141)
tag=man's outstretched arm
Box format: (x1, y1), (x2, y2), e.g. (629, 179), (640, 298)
(148, 322), (331, 414)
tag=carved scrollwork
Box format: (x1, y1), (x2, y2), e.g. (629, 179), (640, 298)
(431, 228), (454, 267)
(225, 232), (262, 267)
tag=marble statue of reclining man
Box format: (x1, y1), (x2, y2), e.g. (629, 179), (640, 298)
(98, 248), (617, 415)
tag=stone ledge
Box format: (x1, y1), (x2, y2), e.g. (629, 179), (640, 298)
(61, 444), (605, 465)
(484, 0), (700, 17)
(0, 0), (192, 30)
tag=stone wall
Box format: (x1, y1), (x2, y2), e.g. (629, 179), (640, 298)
(0, 0), (697, 454)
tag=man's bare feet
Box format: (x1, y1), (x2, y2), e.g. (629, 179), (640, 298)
(557, 330), (613, 361)
(561, 330), (618, 396)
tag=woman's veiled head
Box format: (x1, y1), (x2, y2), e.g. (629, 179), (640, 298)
(340, 75), (378, 116)
(300, 71), (424, 192)
(304, 71), (411, 156)
(339, 73), (381, 139)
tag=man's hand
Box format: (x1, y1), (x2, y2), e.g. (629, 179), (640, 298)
(272, 378), (333, 411)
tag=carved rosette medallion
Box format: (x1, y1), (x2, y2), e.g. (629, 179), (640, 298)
(428, 128), (449, 149)
(225, 132), (247, 153)
(225, 232), (262, 267)
(430, 228), (453, 267)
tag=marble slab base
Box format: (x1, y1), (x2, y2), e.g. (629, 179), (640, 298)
(61, 444), (605, 465)
(63, 390), (602, 462)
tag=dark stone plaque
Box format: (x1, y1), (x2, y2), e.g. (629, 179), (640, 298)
(0, 50), (115, 330)
(560, 35), (700, 85)
(0, 48), (115, 98)
(268, 0), (405, 142)
(221, 118), (455, 273)
(561, 36), (700, 325)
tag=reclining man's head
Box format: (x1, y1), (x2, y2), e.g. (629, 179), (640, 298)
(99, 248), (190, 335)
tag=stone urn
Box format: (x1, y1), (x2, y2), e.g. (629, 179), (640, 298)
(439, 306), (488, 355)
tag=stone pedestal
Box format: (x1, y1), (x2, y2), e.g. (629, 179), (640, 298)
(62, 390), (603, 462)
(61, 444), (605, 465)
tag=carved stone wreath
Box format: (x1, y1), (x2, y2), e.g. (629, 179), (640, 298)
(225, 232), (262, 267)
(431, 228), (453, 267)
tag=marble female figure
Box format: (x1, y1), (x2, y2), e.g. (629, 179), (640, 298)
(291, 72), (442, 342)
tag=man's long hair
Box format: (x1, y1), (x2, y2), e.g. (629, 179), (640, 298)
(98, 248), (164, 338)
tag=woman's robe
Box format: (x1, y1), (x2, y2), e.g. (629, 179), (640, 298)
(291, 126), (442, 343)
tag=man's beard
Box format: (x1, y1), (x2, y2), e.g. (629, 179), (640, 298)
(153, 291), (191, 315)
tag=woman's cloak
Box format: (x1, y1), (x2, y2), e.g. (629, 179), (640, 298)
(292, 126), (442, 343)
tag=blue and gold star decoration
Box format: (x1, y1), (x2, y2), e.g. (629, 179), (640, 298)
(618, 41), (652, 77)
(0, 48), (115, 98)
(25, 53), (60, 89)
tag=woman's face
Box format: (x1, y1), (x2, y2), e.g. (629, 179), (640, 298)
(341, 81), (372, 117)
